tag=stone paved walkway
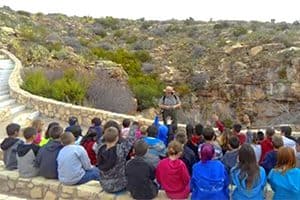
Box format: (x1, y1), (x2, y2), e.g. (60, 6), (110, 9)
(0, 194), (27, 200)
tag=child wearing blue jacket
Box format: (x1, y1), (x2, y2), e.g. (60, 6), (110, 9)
(191, 143), (229, 200)
(231, 144), (266, 200)
(268, 147), (300, 200)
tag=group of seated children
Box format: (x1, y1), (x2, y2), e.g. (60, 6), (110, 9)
(1, 115), (300, 200)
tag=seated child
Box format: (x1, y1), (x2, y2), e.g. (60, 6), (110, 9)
(57, 132), (99, 185)
(221, 136), (240, 172)
(39, 122), (59, 146)
(156, 141), (190, 199)
(80, 128), (97, 166)
(97, 125), (137, 193)
(17, 127), (40, 178)
(0, 123), (23, 170)
(88, 117), (102, 144)
(261, 134), (283, 175)
(198, 127), (223, 160)
(139, 125), (166, 167)
(68, 125), (83, 145)
(31, 119), (44, 145)
(35, 125), (63, 179)
(65, 116), (81, 132)
(191, 143), (229, 200)
(121, 118), (131, 139)
(126, 140), (158, 199)
(186, 123), (203, 159)
(175, 132), (197, 175)
(231, 144), (266, 200)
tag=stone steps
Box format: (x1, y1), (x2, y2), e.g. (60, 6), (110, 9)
(9, 104), (26, 115)
(0, 94), (9, 101)
(0, 90), (9, 96)
(0, 58), (40, 132)
(0, 99), (16, 108)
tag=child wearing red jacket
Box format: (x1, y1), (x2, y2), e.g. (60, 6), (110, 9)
(156, 140), (190, 199)
(80, 128), (97, 166)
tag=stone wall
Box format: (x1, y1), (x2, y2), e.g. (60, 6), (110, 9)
(0, 162), (168, 200)
(1, 49), (158, 127)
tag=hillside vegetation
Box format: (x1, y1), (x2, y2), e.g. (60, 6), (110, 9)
(1, 6), (300, 126)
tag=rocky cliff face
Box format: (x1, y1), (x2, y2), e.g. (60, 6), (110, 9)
(1, 6), (300, 126)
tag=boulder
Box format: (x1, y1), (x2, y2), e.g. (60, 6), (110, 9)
(250, 46), (263, 56)
(224, 43), (246, 54)
(141, 63), (155, 73)
(0, 26), (15, 35)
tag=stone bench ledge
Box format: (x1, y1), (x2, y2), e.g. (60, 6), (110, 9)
(0, 162), (168, 200)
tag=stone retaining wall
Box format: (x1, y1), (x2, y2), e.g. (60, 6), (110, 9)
(0, 162), (168, 200)
(1, 49), (159, 127)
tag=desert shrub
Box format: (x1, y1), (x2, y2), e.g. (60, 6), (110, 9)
(92, 48), (141, 75)
(18, 25), (47, 42)
(175, 83), (191, 96)
(21, 70), (51, 97)
(52, 48), (69, 60)
(51, 77), (86, 105)
(213, 21), (230, 29)
(16, 10), (31, 17)
(114, 30), (124, 38)
(87, 69), (137, 113)
(91, 23), (107, 37)
(128, 75), (165, 110)
(233, 26), (247, 37)
(134, 50), (152, 62)
(28, 44), (50, 62)
(278, 67), (287, 80)
(125, 35), (138, 44)
(22, 69), (88, 105)
(96, 17), (119, 29)
(133, 39), (156, 50)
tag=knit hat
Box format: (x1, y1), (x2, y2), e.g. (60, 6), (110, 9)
(199, 143), (215, 163)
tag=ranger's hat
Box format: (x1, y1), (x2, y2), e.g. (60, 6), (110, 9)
(163, 86), (175, 93)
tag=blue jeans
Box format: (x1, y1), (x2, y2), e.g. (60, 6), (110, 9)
(77, 167), (100, 185)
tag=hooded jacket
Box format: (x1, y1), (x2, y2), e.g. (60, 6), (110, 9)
(221, 149), (239, 173)
(231, 166), (266, 200)
(35, 140), (63, 179)
(191, 160), (229, 200)
(17, 143), (40, 178)
(125, 156), (158, 199)
(269, 168), (300, 200)
(156, 158), (190, 199)
(142, 136), (166, 167)
(154, 116), (169, 146)
(97, 125), (137, 193)
(0, 137), (23, 170)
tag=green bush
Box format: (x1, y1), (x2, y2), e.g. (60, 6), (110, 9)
(22, 69), (88, 105)
(21, 70), (51, 97)
(233, 26), (247, 37)
(125, 35), (138, 44)
(134, 50), (152, 62)
(128, 75), (165, 110)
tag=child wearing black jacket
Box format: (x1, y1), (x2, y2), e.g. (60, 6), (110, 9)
(125, 140), (158, 200)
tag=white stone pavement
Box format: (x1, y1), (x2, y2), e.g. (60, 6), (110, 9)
(0, 194), (27, 200)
